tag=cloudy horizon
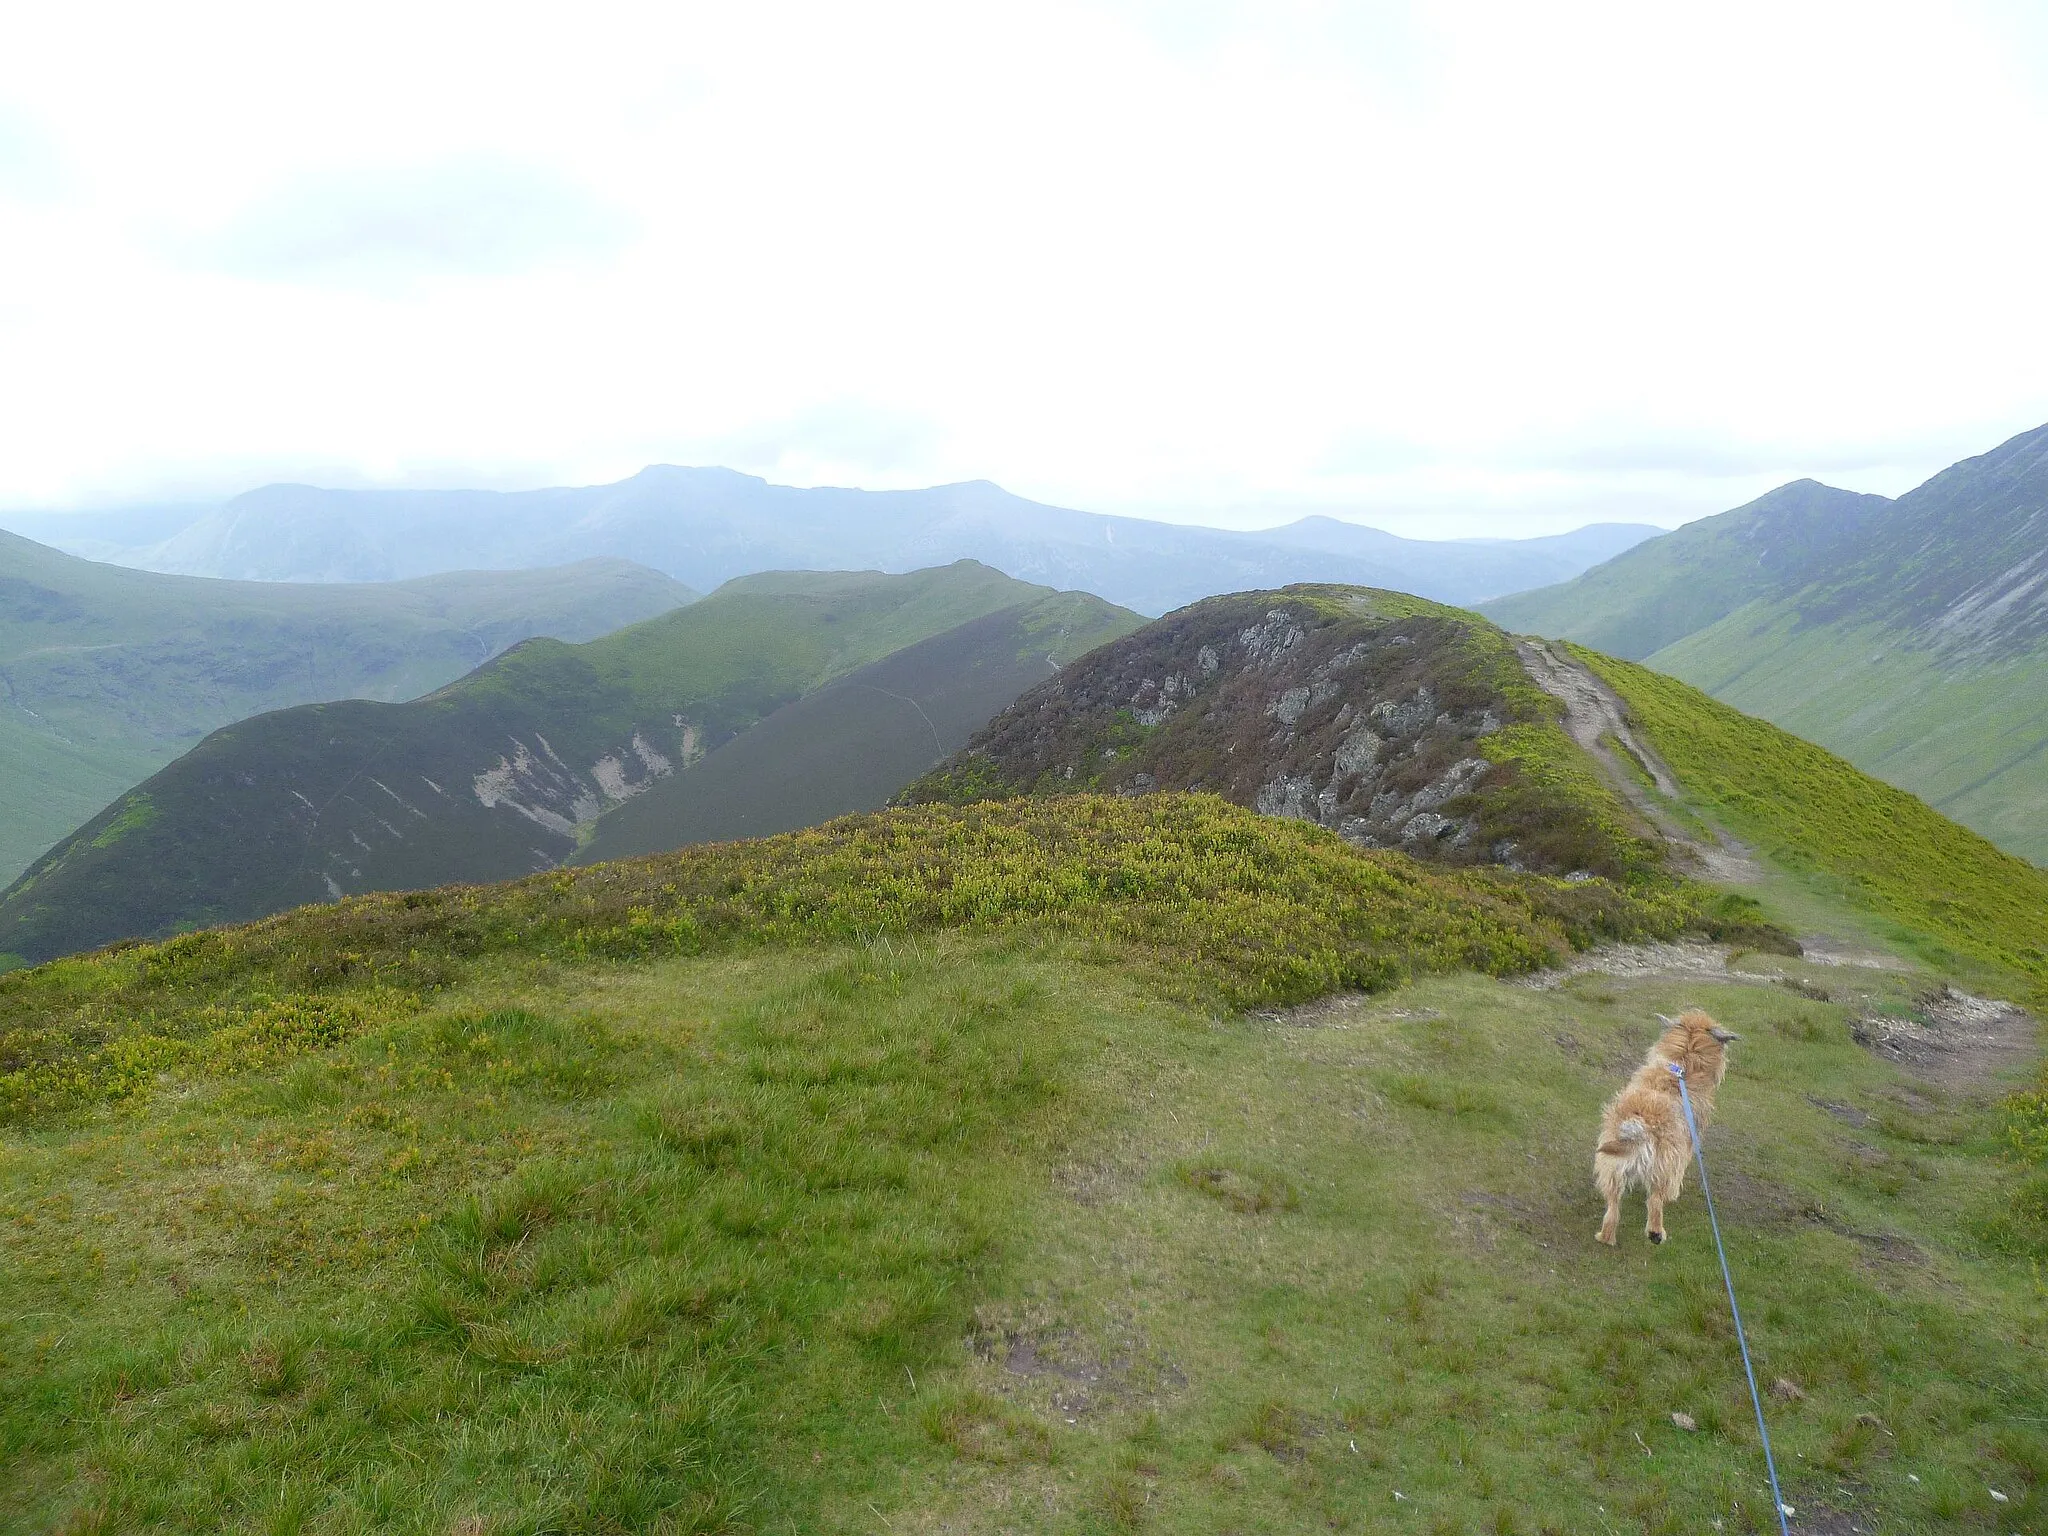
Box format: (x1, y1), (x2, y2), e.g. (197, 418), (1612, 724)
(4, 1), (2046, 539)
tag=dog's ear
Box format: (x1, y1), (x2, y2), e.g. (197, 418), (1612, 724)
(1709, 1027), (1740, 1043)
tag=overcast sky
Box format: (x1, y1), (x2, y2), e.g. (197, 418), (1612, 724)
(3, 1), (2046, 536)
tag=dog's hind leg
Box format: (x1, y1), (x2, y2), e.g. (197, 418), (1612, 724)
(1594, 1161), (1622, 1246)
(1647, 1159), (1689, 1245)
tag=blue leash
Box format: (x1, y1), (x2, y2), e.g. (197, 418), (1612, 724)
(1670, 1061), (1791, 1536)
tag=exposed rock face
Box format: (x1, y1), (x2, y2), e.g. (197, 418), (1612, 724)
(469, 725), (686, 845)
(905, 589), (1563, 869)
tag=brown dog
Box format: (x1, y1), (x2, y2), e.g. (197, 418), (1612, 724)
(1594, 1010), (1739, 1245)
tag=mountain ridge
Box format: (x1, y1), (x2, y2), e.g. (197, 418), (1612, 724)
(1481, 421), (2048, 861)
(4, 593), (2045, 1529)
(0, 563), (1136, 963)
(6, 469), (1661, 617)
(0, 531), (694, 885)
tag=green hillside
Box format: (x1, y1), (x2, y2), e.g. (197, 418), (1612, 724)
(1482, 423), (2048, 863)
(576, 591), (1139, 862)
(1645, 612), (2048, 864)
(1480, 480), (1887, 659)
(0, 529), (694, 885)
(1579, 647), (2048, 1007)
(1, 748), (2044, 1532)
(0, 563), (1072, 965)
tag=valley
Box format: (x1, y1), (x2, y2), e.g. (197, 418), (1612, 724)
(0, 563), (1137, 965)
(0, 531), (694, 886)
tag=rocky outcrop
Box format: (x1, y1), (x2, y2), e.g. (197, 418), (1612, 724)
(904, 588), (1576, 870)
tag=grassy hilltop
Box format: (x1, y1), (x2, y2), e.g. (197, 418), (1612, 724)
(0, 604), (2044, 1533)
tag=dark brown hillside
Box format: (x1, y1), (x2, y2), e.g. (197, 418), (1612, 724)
(902, 587), (1661, 879)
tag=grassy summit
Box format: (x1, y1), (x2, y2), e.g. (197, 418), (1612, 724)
(905, 587), (1661, 883)
(1, 627), (2044, 1531)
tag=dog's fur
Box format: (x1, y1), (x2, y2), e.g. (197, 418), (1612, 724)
(1594, 1009), (1738, 1245)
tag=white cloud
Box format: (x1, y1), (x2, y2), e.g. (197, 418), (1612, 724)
(198, 158), (633, 288)
(0, 0), (2044, 534)
(0, 105), (64, 200)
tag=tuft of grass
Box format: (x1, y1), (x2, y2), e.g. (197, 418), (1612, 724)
(1216, 1398), (1314, 1460)
(1379, 1073), (1510, 1121)
(1178, 1161), (1300, 1215)
(921, 1389), (1056, 1465)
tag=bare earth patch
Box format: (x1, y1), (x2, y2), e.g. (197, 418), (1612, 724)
(1798, 936), (1916, 971)
(1515, 939), (1752, 990)
(1850, 986), (2039, 1093)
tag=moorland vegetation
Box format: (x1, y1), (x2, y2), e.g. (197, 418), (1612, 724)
(2, 598), (2045, 1532)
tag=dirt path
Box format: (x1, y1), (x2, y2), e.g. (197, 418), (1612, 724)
(1513, 638), (1762, 884)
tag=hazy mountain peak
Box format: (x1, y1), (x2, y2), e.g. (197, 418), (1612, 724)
(9, 469), (1663, 615)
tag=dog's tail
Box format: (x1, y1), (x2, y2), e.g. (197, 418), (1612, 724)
(1597, 1118), (1649, 1159)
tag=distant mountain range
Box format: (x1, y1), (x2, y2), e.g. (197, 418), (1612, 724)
(0, 563), (1137, 962)
(1485, 421), (2048, 863)
(0, 529), (692, 886)
(3, 470), (1660, 617)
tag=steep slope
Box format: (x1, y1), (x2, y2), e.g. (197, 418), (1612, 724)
(0, 530), (693, 884)
(904, 586), (1666, 882)
(12, 469), (1659, 615)
(575, 591), (1138, 862)
(0, 564), (1085, 963)
(1484, 422), (2048, 861)
(1582, 646), (2048, 1002)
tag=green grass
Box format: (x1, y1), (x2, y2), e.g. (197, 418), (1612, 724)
(4, 934), (2043, 1533)
(3, 676), (2044, 1531)
(0, 939), (1119, 1531)
(1575, 647), (2048, 1008)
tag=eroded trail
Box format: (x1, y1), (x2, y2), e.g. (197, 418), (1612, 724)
(1513, 637), (1762, 884)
